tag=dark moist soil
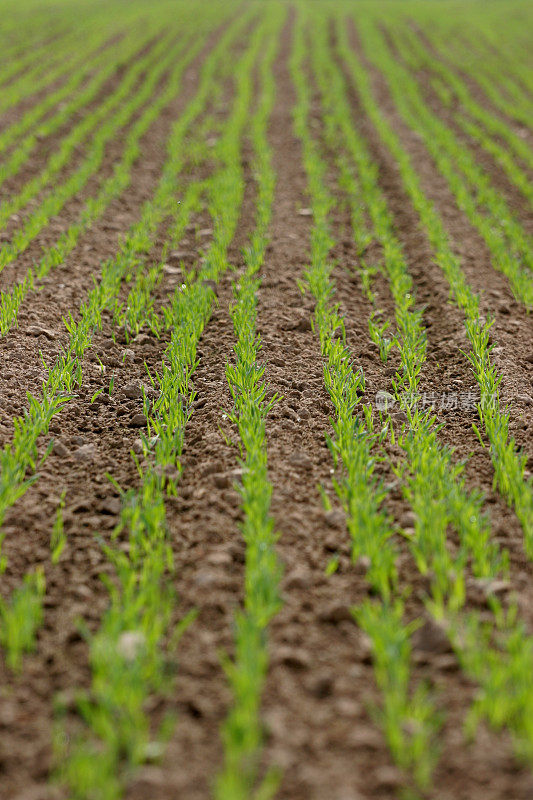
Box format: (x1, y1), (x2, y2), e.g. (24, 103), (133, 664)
(1, 8), (533, 800)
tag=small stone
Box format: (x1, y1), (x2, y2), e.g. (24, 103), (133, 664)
(354, 555), (371, 575)
(123, 382), (143, 399)
(26, 325), (57, 339)
(74, 443), (96, 461)
(335, 697), (361, 718)
(324, 509), (344, 528)
(357, 633), (373, 663)
(288, 451), (312, 470)
(433, 654), (458, 671)
(143, 741), (165, 762)
(347, 727), (383, 750)
(53, 440), (70, 458)
(117, 630), (146, 661)
(132, 438), (144, 454)
(121, 348), (135, 363)
(163, 263), (183, 276)
(206, 549), (232, 566)
(298, 208), (313, 216)
(194, 570), (219, 588)
(470, 577), (511, 600)
(130, 413), (147, 427)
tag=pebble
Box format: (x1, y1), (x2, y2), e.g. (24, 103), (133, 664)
(117, 630), (146, 661)
(53, 440), (70, 458)
(298, 208), (313, 216)
(123, 382), (143, 399)
(129, 413), (147, 427)
(206, 549), (232, 567)
(324, 509), (344, 528)
(74, 443), (96, 461)
(374, 765), (403, 790)
(121, 348), (135, 363)
(470, 577), (510, 600)
(26, 325), (57, 339)
(335, 697), (361, 718)
(132, 438), (144, 454)
(289, 450), (312, 470)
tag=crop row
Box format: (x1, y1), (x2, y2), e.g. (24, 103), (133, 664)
(0, 30), (191, 276)
(0, 20), (211, 335)
(0, 1), (244, 674)
(336, 10), (533, 557)
(355, 16), (533, 310)
(216, 6), (285, 798)
(418, 9), (533, 127)
(0, 27), (162, 185)
(0, 8), (126, 119)
(58, 10), (279, 796)
(291, 3), (533, 786)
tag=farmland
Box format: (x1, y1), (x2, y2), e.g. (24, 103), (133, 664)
(0, 0), (532, 798)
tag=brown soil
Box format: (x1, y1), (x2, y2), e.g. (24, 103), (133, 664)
(1, 7), (533, 800)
